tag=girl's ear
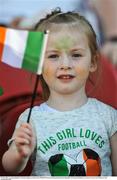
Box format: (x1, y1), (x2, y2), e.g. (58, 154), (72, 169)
(89, 54), (98, 72)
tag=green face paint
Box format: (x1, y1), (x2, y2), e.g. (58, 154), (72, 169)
(54, 36), (74, 51)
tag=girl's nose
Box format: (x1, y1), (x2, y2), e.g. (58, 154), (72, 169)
(59, 55), (73, 70)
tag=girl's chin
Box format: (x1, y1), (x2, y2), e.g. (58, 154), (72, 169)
(56, 88), (79, 95)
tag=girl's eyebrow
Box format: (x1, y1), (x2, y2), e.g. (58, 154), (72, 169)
(46, 47), (86, 53)
(46, 48), (86, 53)
(46, 50), (59, 53)
(71, 48), (85, 52)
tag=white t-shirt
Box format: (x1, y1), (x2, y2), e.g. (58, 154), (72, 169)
(17, 98), (117, 176)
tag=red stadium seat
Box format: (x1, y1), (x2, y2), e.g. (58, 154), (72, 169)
(0, 63), (43, 175)
(86, 55), (117, 109)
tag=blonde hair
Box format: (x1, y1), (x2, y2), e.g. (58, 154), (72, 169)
(34, 8), (100, 101)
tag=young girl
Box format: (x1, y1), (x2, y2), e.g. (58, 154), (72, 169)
(2, 9), (117, 176)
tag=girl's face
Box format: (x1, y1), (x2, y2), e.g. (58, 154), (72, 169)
(42, 27), (97, 96)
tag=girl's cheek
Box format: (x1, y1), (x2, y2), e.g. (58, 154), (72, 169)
(43, 65), (54, 80)
(76, 67), (89, 78)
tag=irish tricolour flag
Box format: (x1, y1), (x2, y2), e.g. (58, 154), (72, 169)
(0, 26), (49, 74)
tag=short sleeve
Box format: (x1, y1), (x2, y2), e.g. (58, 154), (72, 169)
(11, 108), (34, 137)
(15, 108), (30, 128)
(109, 107), (117, 137)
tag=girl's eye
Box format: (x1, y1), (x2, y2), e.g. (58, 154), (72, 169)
(48, 54), (59, 59)
(72, 53), (82, 58)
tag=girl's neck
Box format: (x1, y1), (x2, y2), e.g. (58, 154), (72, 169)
(46, 89), (88, 111)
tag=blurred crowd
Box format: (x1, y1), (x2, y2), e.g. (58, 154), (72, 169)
(0, 0), (117, 68)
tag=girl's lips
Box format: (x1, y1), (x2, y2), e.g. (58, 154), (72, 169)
(57, 75), (75, 82)
(57, 75), (75, 79)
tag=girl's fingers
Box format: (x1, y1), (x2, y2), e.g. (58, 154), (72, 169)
(13, 125), (33, 146)
(15, 137), (30, 145)
(12, 123), (35, 151)
(16, 131), (32, 142)
(14, 123), (33, 138)
(20, 127), (32, 137)
(21, 123), (32, 131)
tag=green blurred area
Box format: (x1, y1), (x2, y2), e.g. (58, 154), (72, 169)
(0, 86), (4, 96)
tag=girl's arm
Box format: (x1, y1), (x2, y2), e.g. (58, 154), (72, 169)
(2, 123), (36, 174)
(110, 132), (117, 176)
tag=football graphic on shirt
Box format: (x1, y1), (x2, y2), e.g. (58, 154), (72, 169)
(48, 148), (101, 176)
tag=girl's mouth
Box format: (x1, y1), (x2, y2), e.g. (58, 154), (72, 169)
(57, 74), (75, 82)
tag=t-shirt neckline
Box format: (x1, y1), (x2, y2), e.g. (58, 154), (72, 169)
(40, 98), (92, 113)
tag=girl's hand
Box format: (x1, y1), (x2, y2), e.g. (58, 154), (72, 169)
(11, 123), (36, 159)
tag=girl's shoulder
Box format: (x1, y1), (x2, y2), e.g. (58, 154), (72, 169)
(89, 98), (117, 113)
(16, 104), (43, 128)
(89, 98), (117, 137)
(18, 102), (52, 120)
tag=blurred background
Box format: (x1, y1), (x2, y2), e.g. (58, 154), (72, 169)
(0, 0), (79, 24)
(0, 0), (100, 40)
